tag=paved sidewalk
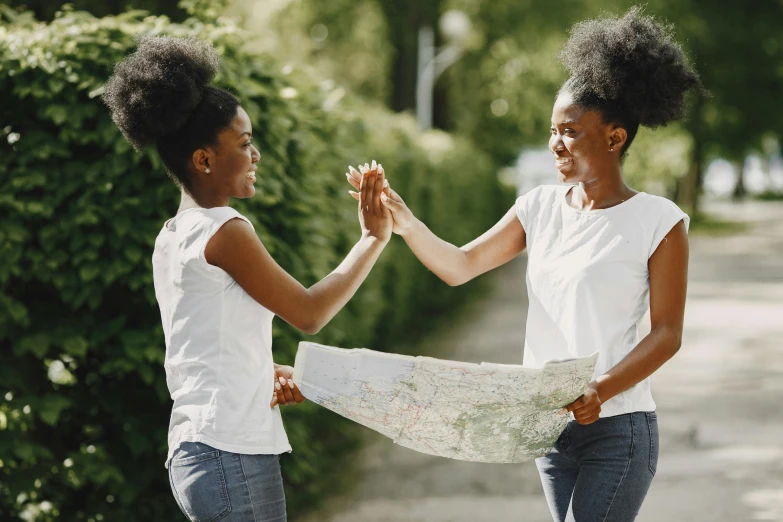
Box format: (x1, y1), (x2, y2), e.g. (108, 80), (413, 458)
(301, 200), (783, 522)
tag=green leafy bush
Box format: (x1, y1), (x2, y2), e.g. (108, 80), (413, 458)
(0, 6), (511, 520)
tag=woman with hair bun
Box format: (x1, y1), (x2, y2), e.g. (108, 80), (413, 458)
(104, 36), (391, 521)
(348, 7), (702, 520)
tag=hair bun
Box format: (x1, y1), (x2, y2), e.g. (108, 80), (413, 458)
(560, 6), (703, 128)
(103, 36), (220, 150)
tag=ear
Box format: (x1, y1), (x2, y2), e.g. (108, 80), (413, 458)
(608, 125), (628, 153)
(191, 148), (212, 174)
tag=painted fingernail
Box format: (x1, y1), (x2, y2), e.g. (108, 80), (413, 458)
(379, 165), (384, 174)
(275, 382), (281, 390)
(288, 380), (294, 388)
(383, 179), (389, 188)
(279, 376), (286, 385)
(371, 160), (377, 170)
(558, 408), (567, 415)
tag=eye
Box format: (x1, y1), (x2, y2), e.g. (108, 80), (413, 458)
(564, 128), (576, 135)
(243, 141), (252, 147)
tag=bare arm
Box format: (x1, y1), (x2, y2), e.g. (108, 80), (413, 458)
(399, 206), (527, 286)
(565, 220), (689, 424)
(206, 168), (392, 335)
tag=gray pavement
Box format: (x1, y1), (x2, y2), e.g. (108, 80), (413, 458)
(300, 199), (783, 522)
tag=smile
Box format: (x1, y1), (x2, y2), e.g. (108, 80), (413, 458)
(555, 158), (573, 168)
(246, 170), (257, 182)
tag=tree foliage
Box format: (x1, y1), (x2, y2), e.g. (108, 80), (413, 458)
(0, 6), (510, 520)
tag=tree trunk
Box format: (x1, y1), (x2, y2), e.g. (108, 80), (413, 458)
(679, 93), (705, 215)
(378, 1), (444, 123)
(732, 160), (746, 200)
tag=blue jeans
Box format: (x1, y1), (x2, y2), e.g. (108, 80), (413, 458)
(536, 412), (658, 522)
(168, 441), (287, 522)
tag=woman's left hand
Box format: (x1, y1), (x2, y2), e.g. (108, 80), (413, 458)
(270, 365), (306, 407)
(561, 383), (602, 425)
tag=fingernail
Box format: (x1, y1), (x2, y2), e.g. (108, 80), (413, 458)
(275, 382), (281, 390)
(288, 379), (294, 387)
(379, 165), (384, 174)
(558, 408), (567, 415)
(383, 179), (389, 188)
(381, 193), (388, 202)
(371, 160), (377, 170)
(279, 376), (286, 384)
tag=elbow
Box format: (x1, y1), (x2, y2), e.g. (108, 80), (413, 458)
(445, 274), (472, 287)
(293, 313), (323, 336)
(300, 319), (323, 336)
(670, 334), (683, 355)
(443, 269), (471, 287)
(445, 277), (462, 287)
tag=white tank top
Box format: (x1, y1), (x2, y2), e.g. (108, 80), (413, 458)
(152, 206), (291, 467)
(516, 185), (689, 417)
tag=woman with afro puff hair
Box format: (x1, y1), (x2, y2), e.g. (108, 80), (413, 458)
(347, 7), (703, 521)
(104, 36), (392, 520)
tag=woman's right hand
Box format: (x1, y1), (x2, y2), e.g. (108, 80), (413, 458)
(347, 164), (416, 236)
(356, 163), (392, 243)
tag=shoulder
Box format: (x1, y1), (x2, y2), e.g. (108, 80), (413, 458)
(632, 193), (690, 230)
(174, 206), (253, 233)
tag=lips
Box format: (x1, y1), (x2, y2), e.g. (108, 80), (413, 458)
(555, 157), (573, 169)
(246, 170), (257, 182)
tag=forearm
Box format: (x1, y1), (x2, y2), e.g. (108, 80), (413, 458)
(593, 326), (682, 403)
(305, 234), (387, 333)
(402, 218), (472, 286)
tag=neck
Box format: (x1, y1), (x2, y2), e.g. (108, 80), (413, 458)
(178, 184), (229, 212)
(568, 169), (635, 211)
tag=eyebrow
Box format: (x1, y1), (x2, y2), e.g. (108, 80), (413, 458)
(552, 120), (579, 126)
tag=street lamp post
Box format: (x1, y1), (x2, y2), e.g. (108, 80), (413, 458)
(416, 10), (471, 131)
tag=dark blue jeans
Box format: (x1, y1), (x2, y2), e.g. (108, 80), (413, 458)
(168, 441), (287, 522)
(536, 412), (659, 522)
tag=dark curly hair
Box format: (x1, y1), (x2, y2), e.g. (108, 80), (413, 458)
(103, 36), (241, 189)
(559, 6), (704, 156)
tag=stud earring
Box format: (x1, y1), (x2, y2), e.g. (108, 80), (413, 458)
(205, 167), (211, 173)
(609, 147), (614, 152)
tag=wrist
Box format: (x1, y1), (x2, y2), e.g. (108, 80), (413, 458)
(398, 217), (419, 238)
(360, 232), (389, 246)
(589, 378), (610, 403)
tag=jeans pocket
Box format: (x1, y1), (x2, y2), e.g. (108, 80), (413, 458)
(170, 444), (231, 522)
(646, 412), (659, 476)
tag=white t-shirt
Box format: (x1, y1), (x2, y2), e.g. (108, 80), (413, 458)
(516, 185), (689, 417)
(153, 206), (291, 467)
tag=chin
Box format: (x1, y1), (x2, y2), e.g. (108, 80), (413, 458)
(234, 187), (256, 199)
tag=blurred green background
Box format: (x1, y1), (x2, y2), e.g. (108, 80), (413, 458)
(1, 0), (781, 521)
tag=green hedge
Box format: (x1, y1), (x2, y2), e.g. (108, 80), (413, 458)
(0, 6), (511, 520)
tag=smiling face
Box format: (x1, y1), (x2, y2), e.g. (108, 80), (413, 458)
(192, 106), (260, 202)
(549, 91), (625, 184)
(212, 106), (259, 199)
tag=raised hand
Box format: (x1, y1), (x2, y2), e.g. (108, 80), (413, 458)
(346, 163), (415, 236)
(351, 161), (392, 243)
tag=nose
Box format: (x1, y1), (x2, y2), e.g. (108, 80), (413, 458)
(549, 133), (563, 153)
(251, 144), (260, 163)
